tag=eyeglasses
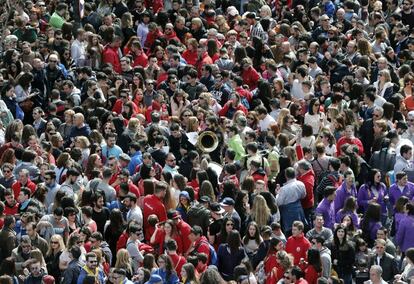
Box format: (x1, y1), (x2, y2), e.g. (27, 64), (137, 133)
(170, 81), (178, 84)
(3, 170), (11, 173)
(88, 260), (98, 263)
(44, 177), (51, 181)
(183, 114), (190, 117)
(373, 114), (381, 117)
(50, 241), (58, 244)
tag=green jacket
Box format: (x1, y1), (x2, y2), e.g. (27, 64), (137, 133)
(228, 134), (245, 162)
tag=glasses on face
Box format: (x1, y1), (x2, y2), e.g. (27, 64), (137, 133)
(170, 81), (178, 84)
(183, 114), (190, 117)
(88, 260), (98, 263)
(3, 169), (11, 173)
(373, 114), (380, 118)
(44, 177), (51, 181)
(50, 241), (58, 244)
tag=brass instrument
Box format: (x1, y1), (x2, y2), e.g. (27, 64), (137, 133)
(197, 131), (219, 153)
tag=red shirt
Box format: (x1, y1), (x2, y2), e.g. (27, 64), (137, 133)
(151, 228), (184, 255)
(191, 236), (211, 263)
(196, 52), (213, 77)
(143, 194), (167, 242)
(176, 219), (192, 253)
(115, 181), (141, 198)
(103, 45), (121, 74)
(132, 52), (149, 68)
(336, 136), (364, 156)
(116, 231), (129, 251)
(4, 202), (19, 216)
(264, 253), (278, 284)
(12, 179), (37, 199)
(182, 50), (198, 66)
(304, 265), (320, 284)
(241, 66), (261, 90)
(298, 170), (315, 209)
(112, 99), (140, 115)
(169, 253), (186, 279)
(285, 234), (312, 265)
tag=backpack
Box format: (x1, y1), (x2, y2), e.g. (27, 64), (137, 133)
(192, 240), (218, 266)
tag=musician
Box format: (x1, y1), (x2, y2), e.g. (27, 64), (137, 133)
(168, 122), (195, 161)
(204, 115), (224, 164)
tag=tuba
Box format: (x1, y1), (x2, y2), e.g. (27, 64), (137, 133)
(197, 131), (219, 153)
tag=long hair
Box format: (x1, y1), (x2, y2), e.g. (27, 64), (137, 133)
(182, 263), (198, 284)
(226, 230), (242, 254)
(307, 248), (322, 273)
(276, 250), (293, 270)
(243, 221), (261, 246)
(158, 254), (176, 281)
(47, 234), (65, 256)
(251, 195), (271, 228)
(115, 249), (133, 274)
(333, 225), (349, 247)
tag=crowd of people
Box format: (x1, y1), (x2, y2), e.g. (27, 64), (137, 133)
(0, 0), (414, 283)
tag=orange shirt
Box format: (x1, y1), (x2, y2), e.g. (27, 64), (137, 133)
(404, 95), (414, 111)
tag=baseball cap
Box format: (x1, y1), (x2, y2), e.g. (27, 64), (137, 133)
(145, 274), (163, 284)
(210, 202), (225, 214)
(220, 197), (235, 206)
(119, 153), (131, 162)
(199, 196), (211, 203)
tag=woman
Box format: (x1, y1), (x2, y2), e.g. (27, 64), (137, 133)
(142, 254), (157, 273)
(1, 83), (23, 120)
(182, 38), (198, 66)
(331, 225), (355, 284)
(394, 248), (414, 283)
(0, 257), (19, 284)
(104, 209), (125, 264)
(59, 233), (84, 270)
(55, 152), (72, 184)
(64, 207), (80, 235)
(357, 169), (388, 224)
(247, 195), (274, 229)
(74, 136), (91, 166)
(334, 170), (358, 213)
(84, 154), (103, 180)
(263, 238), (285, 284)
(242, 222), (263, 259)
(395, 203), (414, 257)
(391, 196), (409, 237)
(134, 267), (151, 284)
(217, 230), (246, 281)
(304, 249), (322, 284)
(374, 69), (394, 101)
(360, 203), (382, 247)
(152, 254), (179, 284)
(170, 90), (190, 117)
(58, 109), (74, 141)
(336, 196), (359, 228)
(181, 263), (199, 284)
(150, 219), (183, 255)
(176, 191), (191, 222)
(45, 234), (65, 282)
(280, 115), (299, 145)
(115, 249), (133, 279)
(304, 98), (325, 135)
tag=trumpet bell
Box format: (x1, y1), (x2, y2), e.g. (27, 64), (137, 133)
(197, 131), (219, 153)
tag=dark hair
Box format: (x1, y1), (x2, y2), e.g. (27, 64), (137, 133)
(227, 230), (241, 254)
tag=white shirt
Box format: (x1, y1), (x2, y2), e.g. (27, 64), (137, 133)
(71, 39), (87, 65)
(259, 114), (276, 131)
(275, 178), (306, 206)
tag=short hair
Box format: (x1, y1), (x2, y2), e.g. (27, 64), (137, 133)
(70, 246), (82, 259)
(20, 187), (31, 197)
(190, 225), (203, 236)
(85, 252), (97, 261)
(328, 158), (341, 171)
(396, 171), (407, 180)
(400, 145), (412, 156)
(292, 221), (304, 231)
(154, 181), (168, 194)
(165, 239), (177, 251)
(124, 192), (137, 203)
(285, 167), (296, 179)
(90, 232), (103, 241)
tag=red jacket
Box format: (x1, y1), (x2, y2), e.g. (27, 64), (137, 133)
(4, 202), (19, 216)
(235, 86), (253, 103)
(264, 253), (278, 284)
(115, 181), (140, 198)
(176, 219), (192, 253)
(241, 66), (260, 90)
(131, 52), (148, 68)
(336, 136), (364, 156)
(218, 102), (248, 117)
(190, 236), (211, 262)
(165, 31), (180, 44)
(304, 265), (320, 284)
(298, 170), (315, 209)
(112, 99), (140, 115)
(12, 179), (37, 199)
(145, 30), (164, 50)
(285, 233), (312, 265)
(267, 264), (285, 284)
(196, 52), (213, 77)
(169, 253), (186, 279)
(143, 194), (167, 242)
(151, 228), (183, 255)
(103, 45), (121, 74)
(182, 50), (198, 66)
(116, 231), (129, 251)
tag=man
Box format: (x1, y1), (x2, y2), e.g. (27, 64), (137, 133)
(44, 170), (61, 208)
(188, 226), (210, 262)
(256, 106), (276, 133)
(12, 235), (33, 275)
(199, 64), (215, 92)
(26, 222), (48, 256)
(306, 214), (334, 243)
(3, 189), (19, 216)
(365, 265), (389, 284)
(315, 186), (336, 230)
(275, 168), (307, 233)
(227, 126), (245, 162)
(112, 269), (133, 284)
(115, 169), (140, 198)
(163, 153), (179, 176)
(394, 145), (412, 174)
(71, 29), (87, 66)
(12, 169), (36, 200)
(63, 246), (82, 284)
(13, 151), (40, 181)
(89, 232), (112, 266)
(77, 252), (105, 284)
(112, 0), (128, 18)
(59, 168), (80, 198)
(24, 259), (48, 284)
(285, 266), (308, 284)
(149, 135), (167, 167)
(220, 197), (241, 231)
(120, 57), (134, 83)
(143, 181), (167, 241)
(18, 187), (41, 214)
(285, 221), (312, 265)
(40, 207), (69, 240)
(128, 142), (143, 175)
(49, 2), (67, 29)
(125, 224), (144, 272)
(311, 236), (332, 279)
(297, 160), (315, 224)
(195, 44), (213, 76)
(0, 215), (16, 259)
(389, 171), (414, 209)
(207, 203), (225, 245)
(103, 36), (122, 74)
(245, 12), (267, 42)
(316, 158), (342, 203)
(92, 193), (110, 235)
(68, 113), (91, 145)
(97, 168), (117, 203)
(165, 239), (186, 279)
(368, 239), (398, 282)
(376, 228), (396, 257)
(62, 80), (81, 106)
(344, 40), (361, 65)
(102, 133), (123, 160)
(360, 105), (384, 159)
(187, 196), (211, 236)
(401, 0), (414, 30)
(124, 193), (143, 240)
(182, 69), (205, 101)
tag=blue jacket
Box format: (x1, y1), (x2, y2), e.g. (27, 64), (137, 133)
(395, 214), (414, 252)
(76, 266), (105, 284)
(152, 268), (179, 284)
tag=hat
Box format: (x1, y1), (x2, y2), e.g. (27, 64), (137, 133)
(408, 111), (414, 120)
(227, 6), (239, 17)
(179, 191), (190, 200)
(165, 23), (174, 29)
(220, 197), (235, 206)
(169, 210), (181, 219)
(210, 202), (225, 214)
(42, 275), (55, 284)
(237, 115), (247, 124)
(119, 153), (131, 162)
(199, 196), (211, 203)
(320, 14), (330, 21)
(145, 274), (163, 284)
(245, 12), (256, 19)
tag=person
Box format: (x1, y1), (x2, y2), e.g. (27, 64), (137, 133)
(285, 221), (311, 265)
(62, 246), (82, 284)
(217, 230), (246, 281)
(331, 225), (355, 284)
(368, 239), (398, 283)
(306, 215), (333, 244)
(388, 172), (414, 208)
(143, 181), (168, 242)
(152, 254), (179, 284)
(395, 202), (414, 256)
(365, 265), (388, 284)
(0, 215), (17, 259)
(315, 186), (336, 230)
(275, 168), (307, 234)
(126, 224), (144, 273)
(23, 259), (48, 284)
(77, 252), (105, 284)
(188, 225), (211, 262)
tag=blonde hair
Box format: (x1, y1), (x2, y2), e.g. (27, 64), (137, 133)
(250, 195), (271, 229)
(187, 116), (199, 132)
(277, 108), (290, 128)
(115, 249), (133, 274)
(76, 136), (90, 149)
(47, 234), (65, 256)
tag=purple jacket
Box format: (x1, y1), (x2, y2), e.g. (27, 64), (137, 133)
(389, 182), (414, 210)
(334, 182), (357, 213)
(335, 210), (359, 228)
(316, 198), (335, 229)
(394, 212), (405, 234)
(368, 221), (382, 241)
(395, 214), (414, 252)
(357, 183), (388, 214)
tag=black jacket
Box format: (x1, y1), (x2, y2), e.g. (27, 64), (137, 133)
(368, 252), (398, 282)
(62, 259), (81, 284)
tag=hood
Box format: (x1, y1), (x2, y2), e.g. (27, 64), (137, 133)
(320, 246), (331, 256)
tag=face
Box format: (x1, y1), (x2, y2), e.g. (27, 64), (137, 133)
(3, 167), (12, 178)
(87, 257), (98, 269)
(50, 238), (60, 250)
(157, 258), (166, 268)
(5, 194), (14, 205)
(248, 225), (256, 236)
(181, 268), (187, 279)
(29, 263), (41, 276)
(336, 228), (345, 238)
(226, 221), (234, 232)
(291, 226), (300, 237)
(164, 223), (172, 234)
(374, 172), (381, 183)
(315, 216), (324, 227)
(18, 191), (28, 203)
(19, 172), (28, 184)
(398, 175), (408, 186)
(107, 137), (116, 147)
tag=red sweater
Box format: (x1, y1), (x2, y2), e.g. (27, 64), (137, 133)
(112, 99), (140, 115)
(196, 52), (213, 77)
(169, 253), (186, 279)
(151, 228), (184, 255)
(336, 136), (364, 156)
(241, 66), (260, 90)
(304, 265), (320, 284)
(176, 219), (192, 253)
(191, 236), (211, 262)
(298, 170), (315, 209)
(143, 194), (167, 241)
(103, 45), (121, 74)
(132, 52), (148, 68)
(285, 233), (312, 265)
(182, 50), (198, 66)
(12, 180), (37, 199)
